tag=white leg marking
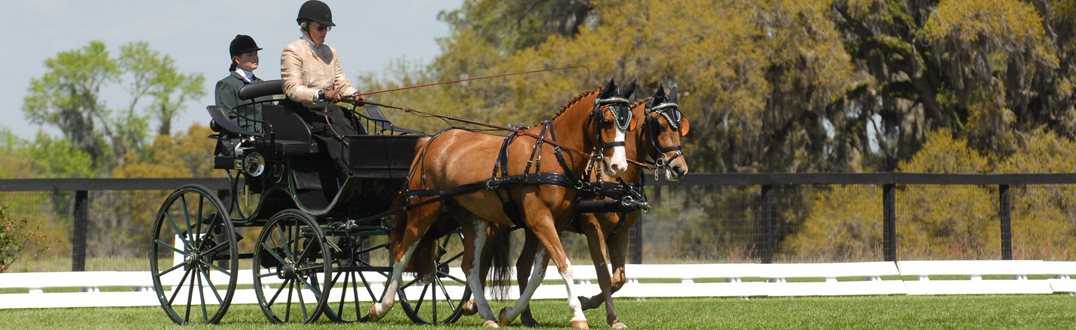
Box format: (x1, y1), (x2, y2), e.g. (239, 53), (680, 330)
(505, 247), (548, 322)
(467, 221), (497, 321)
(558, 257), (587, 322)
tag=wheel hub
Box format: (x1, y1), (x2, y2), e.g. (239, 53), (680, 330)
(277, 263), (297, 280)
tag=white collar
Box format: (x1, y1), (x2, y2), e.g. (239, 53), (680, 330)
(234, 67), (255, 83)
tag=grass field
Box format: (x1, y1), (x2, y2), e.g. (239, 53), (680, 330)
(1, 295), (1074, 329)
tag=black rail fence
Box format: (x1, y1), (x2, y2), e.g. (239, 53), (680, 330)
(2, 173), (1075, 271)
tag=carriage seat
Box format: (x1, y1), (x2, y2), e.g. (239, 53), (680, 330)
(235, 80), (319, 157)
(262, 104), (319, 157)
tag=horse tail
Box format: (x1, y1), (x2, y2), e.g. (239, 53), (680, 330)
(488, 225), (513, 300)
(408, 211), (454, 283)
(388, 186), (410, 259)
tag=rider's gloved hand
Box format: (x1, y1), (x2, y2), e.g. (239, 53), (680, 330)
(323, 89), (344, 102)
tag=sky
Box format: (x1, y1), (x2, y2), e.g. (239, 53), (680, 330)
(0, 0), (463, 140)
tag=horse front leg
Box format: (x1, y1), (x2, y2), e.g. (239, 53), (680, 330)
(605, 210), (640, 295)
(579, 213), (625, 328)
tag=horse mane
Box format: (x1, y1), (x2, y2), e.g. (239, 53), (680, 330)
(631, 98), (647, 109)
(550, 88), (602, 119)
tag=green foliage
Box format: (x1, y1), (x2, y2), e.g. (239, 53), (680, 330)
(119, 42), (206, 137)
(0, 207), (47, 273)
(21, 41), (205, 174)
(23, 41), (117, 165)
(24, 132), (98, 179)
(0, 129), (32, 179)
(785, 129), (1076, 260)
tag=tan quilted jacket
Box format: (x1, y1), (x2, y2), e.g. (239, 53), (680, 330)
(280, 37), (359, 104)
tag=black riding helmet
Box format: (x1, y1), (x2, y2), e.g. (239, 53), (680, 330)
(228, 35), (261, 71)
(229, 35), (262, 58)
(297, 0), (335, 27)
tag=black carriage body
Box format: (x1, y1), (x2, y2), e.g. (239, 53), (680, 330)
(249, 134), (420, 222)
(208, 80), (421, 226)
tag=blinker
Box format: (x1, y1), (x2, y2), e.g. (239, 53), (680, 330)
(650, 102), (682, 131)
(596, 97), (632, 132)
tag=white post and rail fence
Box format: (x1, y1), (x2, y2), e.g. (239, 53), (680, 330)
(1, 174), (1075, 309)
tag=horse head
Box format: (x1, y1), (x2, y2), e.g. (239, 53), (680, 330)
(643, 84), (689, 180)
(590, 78), (638, 178)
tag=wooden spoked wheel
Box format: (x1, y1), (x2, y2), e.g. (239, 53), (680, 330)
(322, 235), (390, 323)
(150, 184), (239, 325)
(398, 228), (474, 324)
(252, 209), (333, 324)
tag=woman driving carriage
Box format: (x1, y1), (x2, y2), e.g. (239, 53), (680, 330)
(280, 0), (367, 178)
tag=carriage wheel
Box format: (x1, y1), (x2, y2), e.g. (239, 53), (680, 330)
(399, 228), (474, 324)
(252, 209), (333, 324)
(149, 184), (239, 325)
(322, 235), (389, 323)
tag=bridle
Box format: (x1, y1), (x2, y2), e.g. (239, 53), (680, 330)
(589, 95), (633, 177)
(643, 99), (684, 176)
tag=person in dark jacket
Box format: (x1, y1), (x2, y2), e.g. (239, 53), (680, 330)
(215, 34), (266, 129)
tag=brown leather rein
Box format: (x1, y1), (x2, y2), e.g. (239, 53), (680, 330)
(351, 100), (659, 170)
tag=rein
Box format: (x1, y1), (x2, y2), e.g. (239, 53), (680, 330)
(355, 66), (589, 97)
(354, 100), (608, 162)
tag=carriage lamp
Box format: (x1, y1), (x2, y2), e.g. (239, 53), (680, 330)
(243, 152), (266, 177)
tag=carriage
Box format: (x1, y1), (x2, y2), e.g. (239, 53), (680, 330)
(149, 80), (473, 325)
(148, 78), (683, 327)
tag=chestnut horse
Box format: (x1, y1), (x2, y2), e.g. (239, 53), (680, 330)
(369, 79), (637, 329)
(506, 85), (690, 329)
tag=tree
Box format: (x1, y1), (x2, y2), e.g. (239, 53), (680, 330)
(22, 41), (117, 164)
(22, 41), (205, 172)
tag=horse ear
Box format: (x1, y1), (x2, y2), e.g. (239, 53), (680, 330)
(679, 118), (690, 137)
(629, 113), (639, 131)
(669, 85), (679, 102)
(653, 84), (668, 103)
(622, 79), (637, 99)
(599, 78), (617, 98)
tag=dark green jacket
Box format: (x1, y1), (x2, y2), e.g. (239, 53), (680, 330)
(214, 71), (267, 129)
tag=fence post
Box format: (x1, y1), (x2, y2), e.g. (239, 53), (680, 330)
(760, 185), (775, 264)
(999, 184), (1012, 260)
(883, 184), (896, 261)
(71, 190), (88, 272)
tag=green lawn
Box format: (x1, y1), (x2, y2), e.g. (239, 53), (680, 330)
(1, 295), (1073, 329)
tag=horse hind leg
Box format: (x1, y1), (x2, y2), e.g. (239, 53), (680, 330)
(368, 202), (438, 321)
(526, 223), (590, 329)
(499, 245), (550, 327)
(460, 218), (501, 327)
(516, 230), (542, 327)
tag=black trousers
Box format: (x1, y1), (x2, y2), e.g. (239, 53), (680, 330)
(282, 100), (366, 177)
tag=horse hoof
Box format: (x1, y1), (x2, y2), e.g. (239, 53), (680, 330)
(611, 321), (628, 329)
(571, 320), (590, 330)
(368, 303), (383, 322)
(461, 300), (478, 316)
(484, 320), (501, 328)
(499, 307), (512, 326)
(522, 317), (543, 327)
